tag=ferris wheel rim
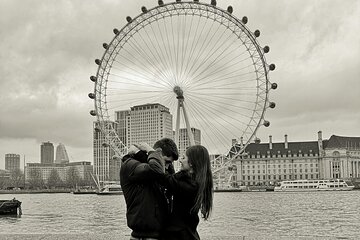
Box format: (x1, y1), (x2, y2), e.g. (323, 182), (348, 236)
(92, 1), (274, 158)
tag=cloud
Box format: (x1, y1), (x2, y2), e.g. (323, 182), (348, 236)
(0, 0), (359, 165)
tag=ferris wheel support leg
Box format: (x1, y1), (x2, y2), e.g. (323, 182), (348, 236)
(175, 100), (181, 147)
(182, 101), (195, 146)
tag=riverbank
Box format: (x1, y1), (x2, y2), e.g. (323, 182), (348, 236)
(0, 189), (71, 194)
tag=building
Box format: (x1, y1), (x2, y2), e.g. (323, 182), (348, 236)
(5, 154), (21, 172)
(55, 143), (69, 164)
(321, 135), (360, 179)
(41, 141), (54, 164)
(93, 121), (121, 182)
(232, 131), (360, 186)
(115, 110), (131, 147)
(128, 103), (173, 147)
(173, 127), (201, 170)
(25, 161), (93, 184)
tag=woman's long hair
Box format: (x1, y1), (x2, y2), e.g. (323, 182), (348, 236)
(186, 145), (213, 220)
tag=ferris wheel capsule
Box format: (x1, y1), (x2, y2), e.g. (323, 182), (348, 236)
(227, 6), (233, 14)
(90, 110), (97, 116)
(90, 76), (97, 82)
(141, 6), (147, 13)
(176, 0), (181, 2)
(193, 0), (199, 2)
(126, 16), (132, 23)
(158, 0), (164, 6)
(113, 28), (120, 35)
(254, 30), (260, 37)
(95, 59), (101, 65)
(269, 63), (276, 71)
(88, 93), (95, 99)
(103, 43), (109, 49)
(211, 0), (217, 6)
(263, 120), (270, 127)
(269, 102), (276, 108)
(263, 46), (270, 53)
(271, 83), (278, 89)
(242, 16), (248, 24)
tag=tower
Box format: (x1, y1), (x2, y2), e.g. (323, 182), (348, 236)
(55, 143), (70, 164)
(5, 154), (21, 172)
(41, 141), (54, 164)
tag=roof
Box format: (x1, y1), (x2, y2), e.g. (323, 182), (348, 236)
(325, 135), (360, 149)
(242, 141), (321, 157)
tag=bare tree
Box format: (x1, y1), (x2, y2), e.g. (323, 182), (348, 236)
(9, 168), (24, 189)
(47, 169), (63, 189)
(28, 168), (44, 189)
(66, 167), (80, 189)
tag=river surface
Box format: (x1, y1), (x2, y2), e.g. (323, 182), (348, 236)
(0, 191), (360, 240)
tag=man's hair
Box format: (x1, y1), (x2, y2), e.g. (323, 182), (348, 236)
(153, 138), (179, 161)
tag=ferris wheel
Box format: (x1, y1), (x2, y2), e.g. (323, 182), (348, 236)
(89, 0), (277, 169)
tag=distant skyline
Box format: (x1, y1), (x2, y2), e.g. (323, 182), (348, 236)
(1, 0), (359, 169)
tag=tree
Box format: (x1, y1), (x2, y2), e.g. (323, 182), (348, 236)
(66, 167), (80, 189)
(47, 169), (63, 189)
(28, 168), (44, 189)
(9, 168), (24, 189)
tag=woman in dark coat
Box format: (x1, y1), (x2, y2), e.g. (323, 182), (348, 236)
(161, 145), (213, 240)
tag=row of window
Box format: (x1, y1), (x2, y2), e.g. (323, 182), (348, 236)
(243, 163), (318, 169)
(243, 168), (319, 174)
(242, 174), (319, 181)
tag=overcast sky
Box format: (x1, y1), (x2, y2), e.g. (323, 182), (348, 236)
(0, 0), (359, 169)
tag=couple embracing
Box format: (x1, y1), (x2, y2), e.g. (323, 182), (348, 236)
(120, 138), (213, 240)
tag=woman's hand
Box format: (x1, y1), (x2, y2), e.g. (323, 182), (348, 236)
(135, 142), (155, 153)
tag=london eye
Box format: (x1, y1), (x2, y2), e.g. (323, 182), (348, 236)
(89, 0), (277, 173)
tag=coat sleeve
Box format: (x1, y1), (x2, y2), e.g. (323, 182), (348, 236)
(126, 151), (165, 183)
(162, 171), (198, 195)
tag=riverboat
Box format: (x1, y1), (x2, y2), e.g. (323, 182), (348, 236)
(274, 179), (354, 192)
(0, 198), (22, 215)
(96, 183), (123, 195)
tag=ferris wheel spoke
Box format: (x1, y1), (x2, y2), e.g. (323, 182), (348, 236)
(190, 53), (253, 89)
(147, 24), (175, 82)
(182, 19), (219, 81)
(185, 97), (236, 152)
(183, 26), (235, 84)
(136, 26), (174, 82)
(185, 99), (227, 151)
(187, 92), (253, 127)
(109, 72), (168, 90)
(126, 37), (173, 88)
(186, 91), (255, 113)
(114, 51), (171, 90)
(190, 67), (253, 91)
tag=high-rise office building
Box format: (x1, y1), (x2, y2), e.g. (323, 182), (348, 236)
(55, 143), (69, 164)
(93, 121), (120, 182)
(115, 110), (131, 147)
(173, 127), (201, 171)
(5, 154), (21, 172)
(41, 141), (54, 164)
(128, 103), (173, 147)
(177, 127), (201, 156)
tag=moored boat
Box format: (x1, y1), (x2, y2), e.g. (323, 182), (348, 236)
(0, 198), (22, 215)
(274, 179), (354, 192)
(96, 183), (123, 195)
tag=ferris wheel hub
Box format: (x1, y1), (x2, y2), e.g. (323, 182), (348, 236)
(173, 86), (184, 99)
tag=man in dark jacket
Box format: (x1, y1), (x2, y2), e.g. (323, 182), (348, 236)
(120, 138), (178, 240)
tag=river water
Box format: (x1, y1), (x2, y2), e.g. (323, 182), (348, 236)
(0, 191), (359, 240)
